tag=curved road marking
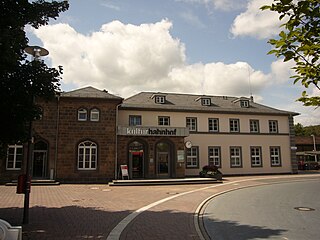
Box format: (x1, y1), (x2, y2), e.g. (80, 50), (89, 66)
(107, 175), (319, 240)
(194, 177), (320, 240)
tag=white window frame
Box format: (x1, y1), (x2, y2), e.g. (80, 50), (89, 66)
(90, 108), (100, 122)
(229, 119), (240, 132)
(202, 98), (211, 106)
(158, 116), (170, 126)
(240, 100), (249, 108)
(230, 146), (242, 167)
(251, 146), (262, 167)
(78, 108), (87, 121)
(129, 115), (142, 126)
(208, 146), (221, 167)
(250, 119), (260, 133)
(270, 146), (281, 166)
(155, 96), (165, 104)
(186, 146), (199, 168)
(6, 144), (23, 170)
(208, 118), (219, 132)
(186, 117), (197, 132)
(78, 141), (97, 170)
(269, 120), (278, 133)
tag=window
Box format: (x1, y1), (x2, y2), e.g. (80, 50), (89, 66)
(78, 108), (87, 121)
(229, 119), (240, 132)
(129, 115), (142, 126)
(251, 147), (262, 167)
(208, 147), (221, 167)
(270, 146), (281, 166)
(230, 146), (242, 167)
(158, 116), (170, 126)
(90, 108), (100, 122)
(240, 100), (249, 108)
(208, 118), (219, 132)
(186, 146), (199, 168)
(250, 120), (260, 133)
(269, 120), (278, 133)
(6, 145), (23, 170)
(186, 117), (197, 132)
(37, 107), (43, 120)
(201, 98), (211, 106)
(78, 141), (97, 170)
(155, 95), (166, 104)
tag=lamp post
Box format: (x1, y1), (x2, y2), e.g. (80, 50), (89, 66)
(311, 134), (317, 162)
(22, 45), (49, 224)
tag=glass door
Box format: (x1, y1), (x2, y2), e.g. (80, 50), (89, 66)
(157, 152), (169, 177)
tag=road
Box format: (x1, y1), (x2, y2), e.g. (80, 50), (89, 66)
(1, 174), (320, 239)
(202, 179), (320, 240)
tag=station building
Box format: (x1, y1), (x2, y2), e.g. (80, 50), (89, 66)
(0, 87), (299, 183)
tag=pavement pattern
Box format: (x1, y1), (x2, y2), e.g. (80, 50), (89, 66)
(0, 174), (319, 240)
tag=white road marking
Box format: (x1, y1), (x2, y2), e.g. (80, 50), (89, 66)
(107, 174), (320, 240)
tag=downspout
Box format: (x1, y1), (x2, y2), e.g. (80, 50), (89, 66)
(54, 94), (60, 179)
(115, 103), (121, 180)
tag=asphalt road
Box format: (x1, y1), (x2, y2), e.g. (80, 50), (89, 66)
(202, 179), (320, 240)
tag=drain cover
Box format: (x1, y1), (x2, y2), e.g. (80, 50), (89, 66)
(294, 207), (315, 211)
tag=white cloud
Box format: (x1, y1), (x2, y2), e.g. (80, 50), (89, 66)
(33, 20), (186, 96)
(176, 0), (247, 11)
(270, 59), (295, 83)
(169, 61), (270, 96)
(179, 11), (207, 29)
(32, 20), (275, 100)
(231, 0), (283, 39)
(101, 3), (120, 11)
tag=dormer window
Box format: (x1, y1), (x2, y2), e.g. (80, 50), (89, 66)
(201, 98), (211, 106)
(155, 95), (166, 104)
(240, 100), (249, 108)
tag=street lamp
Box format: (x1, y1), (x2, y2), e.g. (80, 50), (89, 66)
(311, 134), (317, 162)
(22, 45), (49, 224)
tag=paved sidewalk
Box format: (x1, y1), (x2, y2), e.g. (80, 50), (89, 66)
(0, 174), (319, 240)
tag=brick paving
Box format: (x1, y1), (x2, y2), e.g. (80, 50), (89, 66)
(1, 174), (319, 240)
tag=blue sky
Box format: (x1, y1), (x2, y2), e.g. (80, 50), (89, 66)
(27, 0), (319, 125)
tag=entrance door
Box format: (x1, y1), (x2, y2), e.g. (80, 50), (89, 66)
(157, 152), (169, 177)
(132, 152), (143, 178)
(33, 151), (47, 178)
(156, 142), (171, 178)
(129, 141), (145, 179)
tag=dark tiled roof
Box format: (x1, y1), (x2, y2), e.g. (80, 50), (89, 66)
(295, 136), (320, 145)
(61, 86), (122, 100)
(121, 92), (299, 116)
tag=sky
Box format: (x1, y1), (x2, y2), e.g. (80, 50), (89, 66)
(26, 0), (319, 126)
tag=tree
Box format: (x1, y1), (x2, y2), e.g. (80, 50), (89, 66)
(294, 123), (320, 136)
(0, 1), (69, 153)
(261, 0), (320, 106)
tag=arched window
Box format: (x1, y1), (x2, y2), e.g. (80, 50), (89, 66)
(90, 108), (100, 121)
(78, 108), (87, 121)
(78, 141), (97, 170)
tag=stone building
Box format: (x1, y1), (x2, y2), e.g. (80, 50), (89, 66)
(0, 87), (299, 183)
(0, 87), (122, 183)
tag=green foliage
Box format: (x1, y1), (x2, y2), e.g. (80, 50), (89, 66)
(294, 123), (320, 136)
(261, 0), (320, 106)
(0, 1), (69, 151)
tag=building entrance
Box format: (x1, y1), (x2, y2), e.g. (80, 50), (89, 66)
(129, 141), (144, 179)
(32, 140), (48, 178)
(156, 142), (171, 178)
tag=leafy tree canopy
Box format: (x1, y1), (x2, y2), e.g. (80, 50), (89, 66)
(294, 123), (320, 136)
(0, 0), (69, 153)
(261, 0), (320, 106)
